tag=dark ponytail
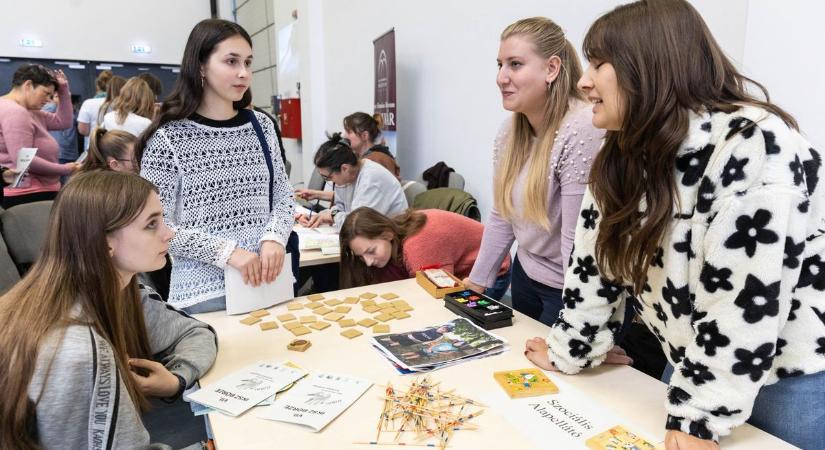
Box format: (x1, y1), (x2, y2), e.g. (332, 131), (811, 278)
(314, 132), (359, 171)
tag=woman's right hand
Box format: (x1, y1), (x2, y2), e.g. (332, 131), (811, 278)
(64, 162), (80, 173)
(461, 277), (486, 293)
(227, 247), (262, 286)
(295, 188), (321, 200)
(2, 168), (19, 185)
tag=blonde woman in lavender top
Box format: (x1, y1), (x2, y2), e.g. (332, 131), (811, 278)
(463, 17), (604, 326)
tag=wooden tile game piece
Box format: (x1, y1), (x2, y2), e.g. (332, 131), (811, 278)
(334, 305), (352, 314)
(307, 294), (325, 301)
(240, 316), (261, 325)
(249, 309), (270, 318)
(378, 303), (396, 310)
(304, 301), (323, 309)
(324, 298), (343, 306)
(291, 326), (312, 336)
(300, 315), (316, 324)
(363, 305), (380, 313)
(360, 292), (377, 299)
(323, 312), (345, 322)
(259, 321), (279, 331)
(390, 300), (408, 308)
(312, 306), (332, 315)
(341, 329), (363, 339)
(396, 305), (414, 312)
(277, 313), (297, 322)
(284, 321), (304, 331)
(381, 293), (399, 300)
(381, 307), (398, 315)
(361, 300), (376, 307)
(338, 319), (357, 327)
(343, 297), (360, 304)
(287, 302), (304, 311)
(309, 321), (331, 330)
(373, 324), (390, 333)
(357, 318), (378, 328)
(391, 311), (411, 320)
(374, 313), (394, 322)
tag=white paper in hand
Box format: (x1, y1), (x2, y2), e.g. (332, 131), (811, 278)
(225, 257), (295, 315)
(13, 147), (37, 188)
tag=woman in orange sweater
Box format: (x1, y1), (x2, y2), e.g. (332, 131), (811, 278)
(340, 207), (511, 299)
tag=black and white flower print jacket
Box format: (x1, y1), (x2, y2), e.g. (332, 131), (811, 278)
(546, 105), (825, 441)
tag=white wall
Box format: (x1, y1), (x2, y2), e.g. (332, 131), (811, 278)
(307, 0), (750, 220)
(742, 0), (825, 149)
(0, 0), (210, 64)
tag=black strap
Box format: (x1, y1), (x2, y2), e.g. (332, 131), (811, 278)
(245, 109), (274, 211)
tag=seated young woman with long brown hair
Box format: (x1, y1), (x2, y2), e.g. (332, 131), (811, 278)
(79, 128), (138, 173)
(0, 170), (217, 449)
(340, 207), (511, 299)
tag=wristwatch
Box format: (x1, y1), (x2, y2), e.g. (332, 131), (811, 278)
(329, 208), (339, 218)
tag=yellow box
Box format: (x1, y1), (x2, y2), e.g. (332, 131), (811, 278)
(415, 270), (465, 299)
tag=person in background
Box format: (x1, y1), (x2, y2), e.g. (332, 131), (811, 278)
(139, 19), (295, 313)
(77, 69), (112, 149)
(525, 1), (825, 449)
(343, 111), (400, 179)
(296, 133), (407, 229)
(463, 17), (604, 327)
(95, 75), (126, 128)
(0, 170), (216, 450)
(138, 72), (164, 117)
(0, 64), (79, 208)
(340, 207), (511, 298)
(102, 77), (154, 137)
(79, 128), (137, 173)
(43, 93), (80, 164)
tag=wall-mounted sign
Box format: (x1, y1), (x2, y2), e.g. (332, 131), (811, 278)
(19, 38), (43, 48)
(131, 45), (152, 54)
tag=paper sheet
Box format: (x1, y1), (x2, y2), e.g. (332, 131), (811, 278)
(259, 372), (372, 432)
(13, 147), (37, 188)
(185, 362), (306, 417)
(225, 258), (295, 315)
(482, 374), (665, 449)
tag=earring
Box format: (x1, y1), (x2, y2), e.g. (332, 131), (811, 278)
(201, 76), (205, 88)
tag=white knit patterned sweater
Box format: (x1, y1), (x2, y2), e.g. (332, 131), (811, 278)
(140, 111), (295, 308)
(546, 105), (825, 441)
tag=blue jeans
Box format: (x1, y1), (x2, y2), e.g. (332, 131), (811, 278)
(662, 365), (825, 449)
(483, 265), (512, 300)
(510, 256), (563, 326)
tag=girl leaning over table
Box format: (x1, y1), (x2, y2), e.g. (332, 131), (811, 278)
(525, 2), (825, 449)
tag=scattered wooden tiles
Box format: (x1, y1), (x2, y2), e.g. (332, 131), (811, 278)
(391, 311), (411, 320)
(312, 306), (332, 315)
(309, 321), (331, 331)
(249, 309), (270, 318)
(338, 319), (357, 328)
(373, 324), (390, 333)
(363, 305), (380, 313)
(240, 316), (261, 326)
(290, 326), (312, 336)
(300, 315), (316, 324)
(380, 293), (399, 300)
(283, 321), (304, 331)
(304, 301), (323, 309)
(343, 297), (360, 304)
(341, 329), (363, 339)
(334, 305), (352, 314)
(287, 302), (304, 311)
(259, 321), (279, 331)
(324, 298), (343, 306)
(360, 292), (377, 299)
(277, 313), (297, 322)
(357, 318), (378, 328)
(323, 312), (345, 322)
(307, 294), (325, 301)
(374, 313), (394, 322)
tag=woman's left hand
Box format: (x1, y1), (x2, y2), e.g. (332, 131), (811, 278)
(665, 430), (720, 450)
(2, 168), (19, 185)
(307, 210), (333, 228)
(260, 240), (286, 283)
(51, 69), (68, 89)
(128, 358), (180, 398)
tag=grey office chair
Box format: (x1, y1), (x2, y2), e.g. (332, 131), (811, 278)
(0, 200), (52, 273)
(402, 180), (427, 207)
(0, 236), (21, 294)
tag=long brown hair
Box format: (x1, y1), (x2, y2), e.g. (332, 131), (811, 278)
(111, 77), (156, 124)
(339, 207), (427, 288)
(0, 171), (156, 449)
(585, 0), (797, 293)
(97, 75), (126, 125)
(495, 17), (584, 229)
(80, 128), (136, 172)
(135, 19), (252, 165)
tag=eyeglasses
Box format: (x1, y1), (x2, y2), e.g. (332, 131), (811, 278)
(319, 168), (339, 181)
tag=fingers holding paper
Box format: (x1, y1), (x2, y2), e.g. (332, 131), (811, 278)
(260, 240), (285, 283)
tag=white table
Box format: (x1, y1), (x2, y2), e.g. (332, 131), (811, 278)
(294, 224), (341, 267)
(194, 279), (797, 450)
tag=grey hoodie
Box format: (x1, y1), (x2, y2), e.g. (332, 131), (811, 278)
(27, 286), (217, 449)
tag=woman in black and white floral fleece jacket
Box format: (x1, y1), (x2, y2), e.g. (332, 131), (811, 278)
(524, 1), (825, 450)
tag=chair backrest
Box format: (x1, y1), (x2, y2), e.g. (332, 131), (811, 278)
(284, 159), (292, 178)
(402, 180), (427, 207)
(447, 172), (465, 190)
(0, 235), (21, 294)
(0, 201), (53, 272)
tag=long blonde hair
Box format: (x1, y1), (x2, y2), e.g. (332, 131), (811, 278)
(0, 171), (156, 449)
(495, 17), (584, 229)
(112, 77), (155, 125)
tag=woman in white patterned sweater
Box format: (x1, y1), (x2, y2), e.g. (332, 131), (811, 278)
(524, 2), (825, 449)
(138, 19), (295, 313)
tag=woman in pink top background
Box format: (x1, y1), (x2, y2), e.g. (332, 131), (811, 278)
(462, 17), (604, 326)
(340, 207), (512, 299)
(0, 64), (79, 208)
